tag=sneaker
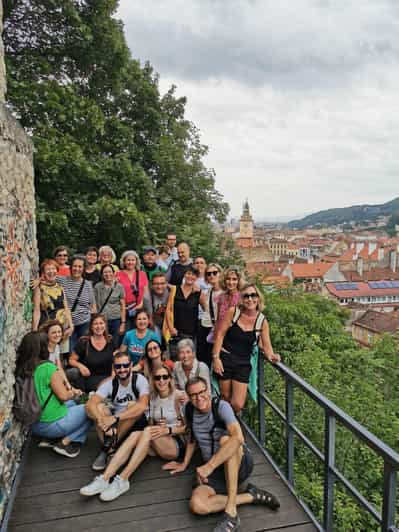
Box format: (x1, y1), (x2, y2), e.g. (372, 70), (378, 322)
(53, 441), (81, 458)
(99, 475), (130, 502)
(80, 475), (110, 497)
(92, 450), (108, 471)
(247, 483), (280, 510)
(38, 438), (57, 449)
(213, 512), (240, 532)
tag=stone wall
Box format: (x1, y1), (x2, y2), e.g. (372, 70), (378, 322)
(0, 1), (38, 521)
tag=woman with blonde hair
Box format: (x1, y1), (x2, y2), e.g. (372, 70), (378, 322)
(212, 283), (280, 414)
(80, 364), (186, 501)
(97, 246), (119, 272)
(116, 250), (148, 330)
(214, 266), (244, 334)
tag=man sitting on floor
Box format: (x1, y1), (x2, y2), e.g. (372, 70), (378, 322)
(163, 377), (280, 532)
(85, 352), (149, 471)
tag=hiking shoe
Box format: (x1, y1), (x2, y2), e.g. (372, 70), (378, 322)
(53, 441), (81, 458)
(247, 483), (280, 510)
(92, 450), (108, 471)
(99, 475), (130, 502)
(80, 475), (109, 497)
(213, 512), (240, 531)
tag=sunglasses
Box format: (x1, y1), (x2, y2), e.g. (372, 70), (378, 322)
(147, 345), (161, 352)
(206, 270), (219, 276)
(189, 388), (208, 400)
(114, 363), (131, 369)
(243, 292), (258, 300)
(154, 374), (169, 381)
(56, 253), (68, 257)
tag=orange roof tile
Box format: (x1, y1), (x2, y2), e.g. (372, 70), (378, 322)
(288, 262), (333, 279)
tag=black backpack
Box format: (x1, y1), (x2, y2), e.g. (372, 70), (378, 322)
(13, 366), (54, 426)
(111, 372), (139, 403)
(185, 396), (231, 454)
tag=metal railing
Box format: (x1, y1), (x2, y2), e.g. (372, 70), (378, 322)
(244, 358), (399, 532)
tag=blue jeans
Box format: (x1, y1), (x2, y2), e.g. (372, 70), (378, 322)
(32, 401), (91, 444)
(70, 321), (90, 353)
(108, 318), (121, 348)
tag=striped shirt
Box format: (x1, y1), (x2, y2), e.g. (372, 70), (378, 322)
(59, 277), (95, 326)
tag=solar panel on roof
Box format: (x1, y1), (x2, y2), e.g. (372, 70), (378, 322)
(369, 282), (378, 289)
(334, 283), (358, 291)
(392, 281), (399, 288)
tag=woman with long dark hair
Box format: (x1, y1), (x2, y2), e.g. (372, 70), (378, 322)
(95, 264), (126, 347)
(16, 331), (90, 458)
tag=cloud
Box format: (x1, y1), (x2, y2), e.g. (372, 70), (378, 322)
(117, 1), (399, 219)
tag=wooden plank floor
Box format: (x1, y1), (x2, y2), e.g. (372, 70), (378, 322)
(7, 430), (316, 532)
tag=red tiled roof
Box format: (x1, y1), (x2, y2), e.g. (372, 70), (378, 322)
(288, 262), (333, 279)
(353, 310), (399, 333)
(325, 281), (399, 298)
(342, 268), (399, 282)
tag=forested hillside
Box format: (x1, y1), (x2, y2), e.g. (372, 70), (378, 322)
(3, 0), (229, 259)
(256, 288), (399, 530)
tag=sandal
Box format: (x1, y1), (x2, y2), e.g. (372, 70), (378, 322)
(213, 512), (240, 532)
(247, 483), (280, 510)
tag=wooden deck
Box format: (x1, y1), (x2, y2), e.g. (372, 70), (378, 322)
(7, 430), (316, 532)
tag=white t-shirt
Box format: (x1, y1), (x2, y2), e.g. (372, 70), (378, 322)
(49, 344), (61, 365)
(96, 373), (150, 414)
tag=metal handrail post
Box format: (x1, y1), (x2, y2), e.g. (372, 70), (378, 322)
(381, 462), (398, 532)
(323, 413), (336, 531)
(258, 354), (266, 444)
(286, 378), (295, 485)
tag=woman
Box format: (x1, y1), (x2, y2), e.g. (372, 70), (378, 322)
(212, 284), (280, 414)
(120, 310), (160, 369)
(94, 265), (126, 347)
(139, 339), (174, 379)
(16, 331), (90, 458)
(32, 259), (73, 342)
(97, 245), (119, 272)
(80, 364), (186, 501)
(39, 319), (64, 370)
(173, 338), (210, 394)
(68, 313), (115, 392)
(53, 246), (70, 277)
(84, 246), (102, 286)
(214, 266), (244, 334)
(59, 254), (96, 352)
(116, 250), (148, 330)
(164, 265), (207, 360)
(197, 263), (223, 368)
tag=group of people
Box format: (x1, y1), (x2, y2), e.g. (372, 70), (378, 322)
(17, 234), (281, 531)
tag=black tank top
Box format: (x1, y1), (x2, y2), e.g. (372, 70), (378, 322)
(222, 319), (256, 359)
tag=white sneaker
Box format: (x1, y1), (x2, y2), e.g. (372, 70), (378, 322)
(99, 475), (130, 501)
(80, 475), (109, 496)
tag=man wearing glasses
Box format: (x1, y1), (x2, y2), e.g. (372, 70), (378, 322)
(85, 352), (149, 471)
(143, 272), (170, 337)
(163, 377), (279, 532)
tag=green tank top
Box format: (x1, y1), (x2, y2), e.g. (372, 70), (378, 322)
(33, 362), (68, 422)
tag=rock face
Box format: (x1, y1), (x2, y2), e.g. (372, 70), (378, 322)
(0, 1), (38, 521)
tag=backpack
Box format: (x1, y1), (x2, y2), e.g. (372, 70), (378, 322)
(13, 369), (54, 426)
(111, 372), (139, 403)
(185, 396), (231, 454)
(232, 307), (265, 347)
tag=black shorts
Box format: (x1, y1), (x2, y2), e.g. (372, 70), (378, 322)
(217, 351), (251, 384)
(173, 435), (186, 462)
(195, 444), (254, 495)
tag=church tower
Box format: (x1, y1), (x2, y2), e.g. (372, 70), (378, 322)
(239, 199), (254, 239)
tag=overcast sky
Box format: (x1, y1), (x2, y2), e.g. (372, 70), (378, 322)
(117, 0), (399, 221)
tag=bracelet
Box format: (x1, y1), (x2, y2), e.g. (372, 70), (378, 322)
(212, 354), (220, 359)
(121, 321), (126, 324)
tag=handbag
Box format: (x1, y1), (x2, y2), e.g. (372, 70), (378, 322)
(206, 288), (216, 344)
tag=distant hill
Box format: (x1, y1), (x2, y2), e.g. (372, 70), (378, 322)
(287, 197), (399, 229)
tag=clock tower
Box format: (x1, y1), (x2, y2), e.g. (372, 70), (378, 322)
(239, 199), (254, 239)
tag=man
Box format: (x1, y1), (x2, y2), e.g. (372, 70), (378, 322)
(168, 242), (193, 286)
(163, 377), (280, 532)
(143, 272), (170, 336)
(85, 352), (150, 471)
(165, 233), (178, 267)
(141, 246), (167, 282)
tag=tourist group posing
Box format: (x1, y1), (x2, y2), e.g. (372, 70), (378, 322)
(17, 234), (281, 532)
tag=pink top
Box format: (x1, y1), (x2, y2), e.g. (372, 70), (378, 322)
(57, 265), (70, 277)
(216, 291), (240, 327)
(116, 270), (148, 307)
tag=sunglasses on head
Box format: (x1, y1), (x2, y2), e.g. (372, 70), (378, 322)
(243, 292), (258, 300)
(114, 362), (131, 369)
(206, 270), (219, 276)
(154, 374), (169, 381)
